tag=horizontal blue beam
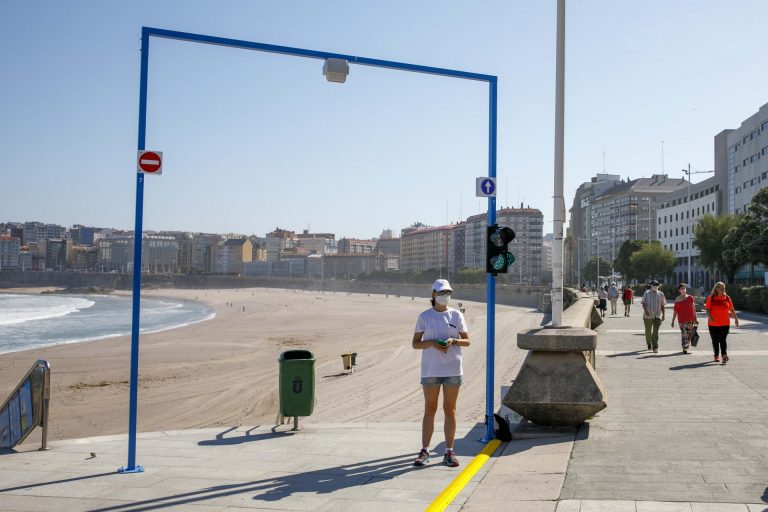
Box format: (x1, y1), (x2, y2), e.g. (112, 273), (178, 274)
(143, 27), (496, 83)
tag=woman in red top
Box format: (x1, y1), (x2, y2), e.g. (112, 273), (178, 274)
(622, 286), (634, 317)
(670, 283), (697, 354)
(705, 281), (739, 364)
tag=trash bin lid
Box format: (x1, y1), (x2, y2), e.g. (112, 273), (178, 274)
(279, 350), (315, 361)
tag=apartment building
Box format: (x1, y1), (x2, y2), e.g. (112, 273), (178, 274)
(715, 102), (768, 215)
(657, 175), (721, 289)
(399, 224), (454, 273)
(567, 173), (623, 283)
(97, 235), (178, 273)
(213, 238), (253, 275)
(337, 238), (375, 255)
(588, 175), (688, 269)
(464, 206), (544, 284)
(0, 236), (21, 270)
(266, 228), (295, 262)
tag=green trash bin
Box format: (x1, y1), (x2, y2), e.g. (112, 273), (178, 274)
(279, 350), (315, 417)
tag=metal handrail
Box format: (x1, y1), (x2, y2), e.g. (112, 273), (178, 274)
(0, 359), (51, 451)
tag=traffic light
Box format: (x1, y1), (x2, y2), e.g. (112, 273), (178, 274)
(486, 224), (516, 274)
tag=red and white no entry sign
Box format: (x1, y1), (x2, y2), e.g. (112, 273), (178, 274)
(137, 150), (163, 174)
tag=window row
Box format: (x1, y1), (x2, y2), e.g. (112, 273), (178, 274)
(661, 226), (691, 238)
(664, 242), (691, 252)
(742, 152), (761, 166)
(659, 203), (715, 224)
(660, 185), (718, 208)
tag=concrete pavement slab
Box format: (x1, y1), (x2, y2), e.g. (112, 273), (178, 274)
(0, 422), (499, 512)
(560, 307), (768, 507)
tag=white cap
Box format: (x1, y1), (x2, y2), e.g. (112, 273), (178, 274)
(432, 279), (453, 293)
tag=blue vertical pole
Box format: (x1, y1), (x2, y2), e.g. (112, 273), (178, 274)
(483, 78), (498, 443)
(119, 28), (149, 474)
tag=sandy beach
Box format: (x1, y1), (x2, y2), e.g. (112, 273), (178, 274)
(0, 287), (543, 445)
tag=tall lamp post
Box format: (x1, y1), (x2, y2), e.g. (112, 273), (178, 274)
(576, 236), (589, 286)
(682, 164), (716, 287)
(593, 231), (600, 287)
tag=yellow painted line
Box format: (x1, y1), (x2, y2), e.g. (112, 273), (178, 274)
(425, 438), (502, 512)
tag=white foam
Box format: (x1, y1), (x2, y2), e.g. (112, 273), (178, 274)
(0, 295), (95, 326)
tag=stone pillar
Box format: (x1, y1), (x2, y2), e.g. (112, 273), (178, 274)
(503, 326), (607, 427)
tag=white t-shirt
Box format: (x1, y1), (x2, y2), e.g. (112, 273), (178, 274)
(414, 307), (468, 378)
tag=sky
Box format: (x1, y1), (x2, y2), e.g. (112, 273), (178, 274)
(2, 1), (767, 239)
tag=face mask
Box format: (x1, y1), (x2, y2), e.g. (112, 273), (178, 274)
(435, 294), (451, 306)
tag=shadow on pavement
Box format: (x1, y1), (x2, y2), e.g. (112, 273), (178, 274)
(606, 350), (646, 358)
(637, 352), (684, 359)
(0, 472), (116, 494)
(85, 453), (420, 512)
(198, 426), (289, 446)
(575, 422), (591, 441)
(432, 423), (487, 457)
(669, 361), (719, 371)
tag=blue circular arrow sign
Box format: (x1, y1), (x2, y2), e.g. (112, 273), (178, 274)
(481, 178), (496, 195)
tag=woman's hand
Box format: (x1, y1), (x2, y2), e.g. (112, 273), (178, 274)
(735, 318), (739, 327)
(433, 340), (449, 353)
(671, 320), (675, 327)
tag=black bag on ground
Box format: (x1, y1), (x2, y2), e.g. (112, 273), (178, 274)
(494, 413), (512, 442)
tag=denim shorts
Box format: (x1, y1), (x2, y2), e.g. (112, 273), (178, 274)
(421, 375), (463, 387)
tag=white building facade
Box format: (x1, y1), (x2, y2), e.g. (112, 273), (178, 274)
(657, 176), (722, 290)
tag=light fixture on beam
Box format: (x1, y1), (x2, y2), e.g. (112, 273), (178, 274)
(323, 58), (349, 83)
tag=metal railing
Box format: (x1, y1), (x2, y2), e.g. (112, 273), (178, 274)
(0, 360), (51, 451)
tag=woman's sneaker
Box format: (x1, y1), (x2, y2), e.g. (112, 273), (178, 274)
(443, 450), (459, 467)
(413, 449), (431, 466)
(714, 355), (720, 362)
(722, 354), (729, 364)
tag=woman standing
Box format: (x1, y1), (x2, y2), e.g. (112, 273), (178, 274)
(705, 282), (739, 364)
(622, 285), (634, 317)
(670, 283), (697, 354)
(411, 279), (470, 468)
(597, 285), (608, 317)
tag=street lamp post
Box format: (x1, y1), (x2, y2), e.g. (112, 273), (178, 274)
(576, 236), (589, 286)
(593, 231), (600, 287)
(682, 164), (716, 287)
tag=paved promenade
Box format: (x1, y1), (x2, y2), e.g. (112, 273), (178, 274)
(0, 420), (575, 512)
(558, 305), (768, 511)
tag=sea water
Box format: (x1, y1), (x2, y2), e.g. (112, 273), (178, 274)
(0, 293), (214, 354)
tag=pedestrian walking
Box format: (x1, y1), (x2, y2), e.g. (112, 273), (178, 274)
(670, 283), (697, 354)
(705, 282), (739, 364)
(597, 285), (608, 317)
(608, 282), (619, 315)
(622, 285), (634, 316)
(641, 280), (666, 352)
(411, 279), (470, 468)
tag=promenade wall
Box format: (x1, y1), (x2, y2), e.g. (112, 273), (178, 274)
(0, 271), (546, 308)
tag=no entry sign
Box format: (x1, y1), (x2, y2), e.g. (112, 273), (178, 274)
(137, 151), (163, 175)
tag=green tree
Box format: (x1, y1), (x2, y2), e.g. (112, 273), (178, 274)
(629, 243), (675, 282)
(741, 187), (768, 267)
(582, 257), (611, 284)
(613, 239), (645, 281)
(694, 213), (741, 283)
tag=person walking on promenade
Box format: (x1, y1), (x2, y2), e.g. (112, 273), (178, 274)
(411, 279), (470, 468)
(670, 283), (697, 354)
(597, 285), (608, 317)
(705, 281), (739, 364)
(622, 285), (634, 316)
(608, 282), (619, 315)
(641, 280), (666, 352)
